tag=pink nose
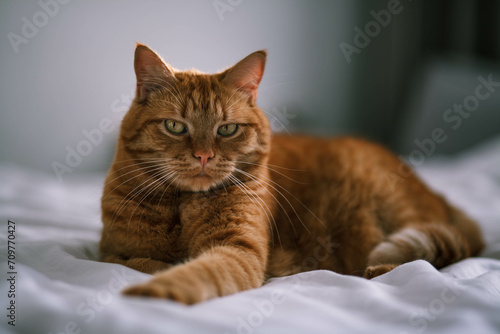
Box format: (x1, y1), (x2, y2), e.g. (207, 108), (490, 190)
(193, 150), (214, 168)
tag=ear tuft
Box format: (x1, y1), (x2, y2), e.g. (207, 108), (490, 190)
(134, 43), (176, 102)
(222, 50), (267, 104)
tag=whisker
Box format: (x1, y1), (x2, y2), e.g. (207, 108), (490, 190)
(233, 169), (299, 236)
(235, 167), (320, 233)
(102, 163), (171, 202)
(243, 165), (325, 227)
(126, 170), (176, 236)
(234, 160), (309, 184)
(228, 174), (282, 251)
(105, 167), (173, 240)
(156, 173), (179, 205)
(104, 159), (171, 186)
(84, 158), (170, 199)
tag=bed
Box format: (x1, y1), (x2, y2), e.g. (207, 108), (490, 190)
(1, 136), (500, 334)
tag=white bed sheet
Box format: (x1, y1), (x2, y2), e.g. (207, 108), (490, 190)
(1, 138), (500, 334)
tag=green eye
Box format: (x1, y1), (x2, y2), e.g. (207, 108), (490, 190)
(217, 124), (238, 137)
(165, 119), (187, 135)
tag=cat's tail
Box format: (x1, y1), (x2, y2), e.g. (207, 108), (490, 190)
(364, 206), (484, 278)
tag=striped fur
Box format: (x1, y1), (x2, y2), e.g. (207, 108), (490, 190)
(100, 44), (484, 304)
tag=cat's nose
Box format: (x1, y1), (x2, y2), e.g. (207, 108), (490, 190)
(193, 150), (215, 168)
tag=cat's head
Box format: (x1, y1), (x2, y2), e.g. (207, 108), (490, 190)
(118, 44), (271, 192)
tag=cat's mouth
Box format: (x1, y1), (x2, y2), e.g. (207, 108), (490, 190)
(178, 167), (232, 192)
(175, 163), (233, 192)
(178, 168), (218, 192)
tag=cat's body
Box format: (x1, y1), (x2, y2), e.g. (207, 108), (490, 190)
(267, 135), (483, 277)
(100, 44), (484, 304)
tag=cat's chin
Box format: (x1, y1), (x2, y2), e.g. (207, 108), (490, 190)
(178, 175), (220, 192)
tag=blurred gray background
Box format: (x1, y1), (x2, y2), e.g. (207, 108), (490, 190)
(1, 0), (499, 181)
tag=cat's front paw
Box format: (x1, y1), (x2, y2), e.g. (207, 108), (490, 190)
(363, 264), (398, 279)
(123, 279), (206, 304)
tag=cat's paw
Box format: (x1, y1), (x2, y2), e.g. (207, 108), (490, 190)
(122, 279), (204, 304)
(363, 264), (397, 279)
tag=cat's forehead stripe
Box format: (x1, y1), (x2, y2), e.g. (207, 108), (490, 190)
(180, 74), (224, 119)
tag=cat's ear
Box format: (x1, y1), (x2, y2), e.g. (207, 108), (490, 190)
(134, 43), (176, 102)
(222, 50), (267, 104)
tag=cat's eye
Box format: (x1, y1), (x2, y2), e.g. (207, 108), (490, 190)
(165, 119), (187, 135)
(217, 124), (238, 137)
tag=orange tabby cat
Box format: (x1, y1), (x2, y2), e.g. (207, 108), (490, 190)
(100, 44), (484, 304)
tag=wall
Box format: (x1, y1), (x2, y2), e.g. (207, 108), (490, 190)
(0, 0), (356, 179)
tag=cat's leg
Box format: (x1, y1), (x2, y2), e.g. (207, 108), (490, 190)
(123, 244), (267, 304)
(122, 191), (270, 304)
(364, 223), (473, 279)
(365, 205), (484, 278)
(101, 254), (172, 274)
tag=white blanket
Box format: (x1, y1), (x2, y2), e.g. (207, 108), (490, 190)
(1, 138), (500, 334)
